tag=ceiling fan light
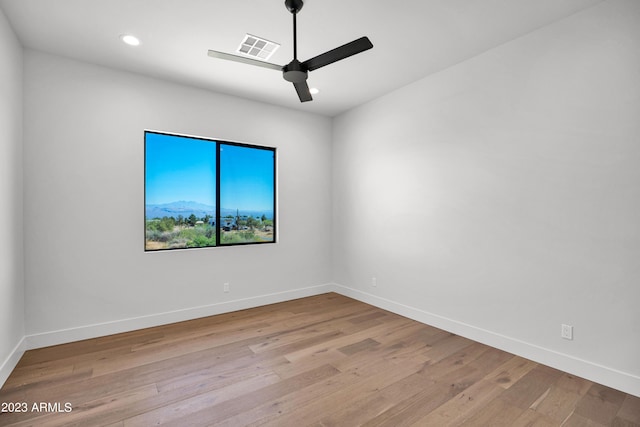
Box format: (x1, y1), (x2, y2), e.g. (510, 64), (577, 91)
(309, 88), (319, 95)
(120, 34), (140, 46)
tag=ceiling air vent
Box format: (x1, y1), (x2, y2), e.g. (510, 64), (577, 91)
(236, 34), (280, 61)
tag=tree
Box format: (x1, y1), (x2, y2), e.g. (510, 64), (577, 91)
(188, 214), (197, 227)
(247, 216), (259, 230)
(158, 216), (175, 232)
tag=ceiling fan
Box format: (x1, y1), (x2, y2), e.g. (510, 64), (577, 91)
(207, 0), (373, 102)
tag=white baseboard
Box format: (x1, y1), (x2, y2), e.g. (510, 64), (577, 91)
(330, 282), (640, 398)
(0, 336), (26, 389)
(25, 283), (333, 350)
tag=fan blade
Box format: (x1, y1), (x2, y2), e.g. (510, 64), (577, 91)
(302, 36), (373, 72)
(293, 81), (313, 102)
(207, 50), (283, 71)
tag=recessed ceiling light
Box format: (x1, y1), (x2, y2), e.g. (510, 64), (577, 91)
(309, 88), (319, 95)
(120, 34), (141, 46)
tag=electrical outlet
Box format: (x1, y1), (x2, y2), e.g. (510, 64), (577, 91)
(561, 324), (573, 340)
(223, 282), (230, 293)
(372, 277), (377, 287)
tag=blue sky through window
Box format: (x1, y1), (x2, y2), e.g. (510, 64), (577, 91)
(220, 144), (274, 216)
(145, 133), (275, 216)
(145, 132), (216, 207)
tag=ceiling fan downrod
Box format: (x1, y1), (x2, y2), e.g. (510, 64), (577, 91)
(293, 10), (298, 60)
(282, 0), (307, 84)
(285, 0), (303, 60)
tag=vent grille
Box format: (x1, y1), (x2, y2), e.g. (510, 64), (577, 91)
(237, 34), (280, 61)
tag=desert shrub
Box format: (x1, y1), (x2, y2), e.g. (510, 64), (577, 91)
(220, 233), (242, 244)
(187, 235), (217, 248)
(146, 229), (179, 243)
(168, 237), (188, 249)
(221, 230), (258, 244)
(240, 231), (256, 240)
(203, 225), (215, 238)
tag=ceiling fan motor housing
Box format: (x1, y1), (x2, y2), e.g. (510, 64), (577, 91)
(283, 59), (308, 83)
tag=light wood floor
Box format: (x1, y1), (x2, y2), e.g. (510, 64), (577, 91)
(1, 293), (638, 426)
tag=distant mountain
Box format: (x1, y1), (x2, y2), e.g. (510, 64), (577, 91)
(145, 201), (215, 219)
(146, 201), (273, 220)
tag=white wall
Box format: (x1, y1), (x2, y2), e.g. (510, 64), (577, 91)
(0, 7), (25, 385)
(23, 51), (333, 346)
(332, 0), (640, 396)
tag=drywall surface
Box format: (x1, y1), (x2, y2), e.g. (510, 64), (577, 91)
(332, 0), (640, 394)
(23, 51), (332, 342)
(0, 7), (25, 385)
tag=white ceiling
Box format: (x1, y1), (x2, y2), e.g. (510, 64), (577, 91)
(1, 0), (602, 117)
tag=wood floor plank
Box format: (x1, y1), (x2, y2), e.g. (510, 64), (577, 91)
(253, 353), (427, 427)
(511, 408), (558, 427)
(283, 315), (412, 364)
(31, 384), (159, 427)
(1, 293), (638, 427)
(160, 363), (341, 427)
(457, 398), (526, 426)
(361, 365), (481, 427)
(498, 364), (564, 409)
(562, 413), (609, 427)
(122, 369), (281, 426)
(7, 340), (256, 423)
(15, 330), (164, 367)
(484, 354), (538, 389)
(617, 395), (640, 424)
(531, 377), (589, 423)
(271, 348), (346, 379)
(409, 379), (505, 426)
(218, 360), (424, 427)
(574, 383), (628, 425)
(331, 344), (499, 427)
(64, 355), (286, 427)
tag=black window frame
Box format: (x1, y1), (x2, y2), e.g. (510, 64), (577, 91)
(144, 130), (277, 251)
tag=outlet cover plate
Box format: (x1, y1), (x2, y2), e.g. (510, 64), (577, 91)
(561, 324), (573, 340)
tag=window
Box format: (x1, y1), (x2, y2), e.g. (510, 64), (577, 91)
(144, 131), (276, 251)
